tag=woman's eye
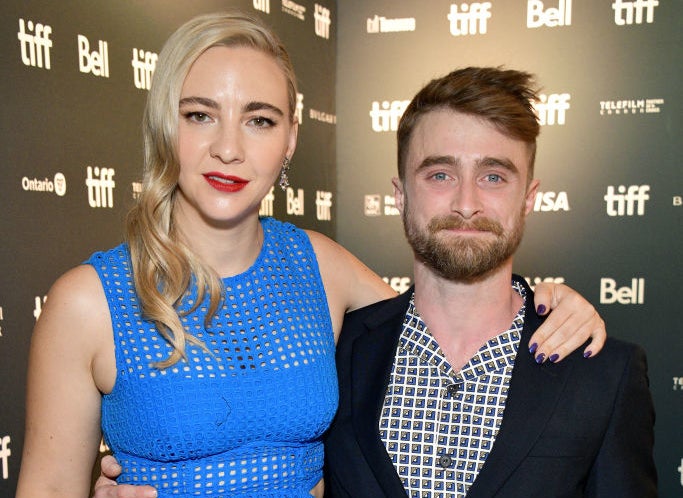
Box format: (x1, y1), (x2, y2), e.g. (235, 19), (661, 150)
(250, 116), (275, 128)
(183, 111), (210, 123)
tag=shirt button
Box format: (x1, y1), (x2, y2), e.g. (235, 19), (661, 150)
(438, 455), (452, 468)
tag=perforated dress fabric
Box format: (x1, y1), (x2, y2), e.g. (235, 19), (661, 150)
(89, 217), (338, 497)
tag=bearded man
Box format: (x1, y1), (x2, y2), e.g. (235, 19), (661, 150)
(323, 67), (656, 498)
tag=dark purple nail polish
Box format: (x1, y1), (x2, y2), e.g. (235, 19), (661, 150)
(535, 353), (545, 364)
(536, 304), (547, 315)
(548, 353), (559, 363)
(529, 342), (538, 354)
(583, 350), (592, 359)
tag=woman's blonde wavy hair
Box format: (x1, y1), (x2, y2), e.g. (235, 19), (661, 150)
(126, 11), (298, 368)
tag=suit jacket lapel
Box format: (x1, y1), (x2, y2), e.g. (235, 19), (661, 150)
(350, 290), (413, 496)
(467, 278), (577, 497)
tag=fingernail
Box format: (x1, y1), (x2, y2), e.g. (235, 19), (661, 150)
(583, 350), (592, 359)
(535, 353), (546, 364)
(536, 304), (547, 315)
(548, 353), (559, 363)
(529, 342), (538, 354)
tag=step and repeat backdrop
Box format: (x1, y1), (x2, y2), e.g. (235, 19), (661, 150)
(0, 0), (337, 495)
(1, 0), (681, 496)
(335, 1), (681, 495)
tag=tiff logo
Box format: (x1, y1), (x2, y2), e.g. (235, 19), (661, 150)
(0, 436), (10, 480)
(600, 278), (645, 305)
(18, 18), (52, 69)
(383, 277), (412, 294)
(369, 100), (410, 132)
(260, 186), (275, 217)
(678, 458), (683, 487)
(78, 35), (109, 78)
(86, 166), (116, 208)
(253, 0), (270, 14)
(316, 191), (332, 220)
(295, 93), (304, 126)
(315, 4), (332, 39)
(0, 306), (3, 337)
(34, 296), (47, 321)
(132, 48), (157, 90)
(524, 276), (566, 292)
(527, 0), (572, 28)
(604, 185), (650, 216)
(286, 187), (304, 215)
(447, 2), (492, 36)
(612, 0), (658, 25)
(534, 93), (570, 125)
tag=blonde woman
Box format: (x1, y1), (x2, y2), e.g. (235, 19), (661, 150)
(17, 12), (604, 498)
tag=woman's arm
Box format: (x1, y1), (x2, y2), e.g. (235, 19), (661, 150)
(16, 265), (114, 498)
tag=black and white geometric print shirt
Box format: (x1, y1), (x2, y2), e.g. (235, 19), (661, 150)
(379, 281), (526, 497)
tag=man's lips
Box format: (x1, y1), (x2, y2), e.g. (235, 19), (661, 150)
(203, 173), (248, 192)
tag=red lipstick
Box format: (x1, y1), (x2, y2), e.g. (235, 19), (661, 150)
(203, 173), (248, 193)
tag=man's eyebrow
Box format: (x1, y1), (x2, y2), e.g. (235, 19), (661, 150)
(416, 155), (459, 171)
(178, 96), (220, 109)
(477, 156), (519, 174)
(243, 101), (285, 117)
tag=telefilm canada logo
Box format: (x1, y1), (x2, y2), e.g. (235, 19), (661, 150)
(367, 14), (416, 33)
(21, 172), (67, 196)
(599, 98), (664, 115)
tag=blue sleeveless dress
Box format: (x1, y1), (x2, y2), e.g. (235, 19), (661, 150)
(87, 218), (338, 497)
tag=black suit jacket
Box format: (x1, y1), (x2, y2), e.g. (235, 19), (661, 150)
(324, 276), (657, 497)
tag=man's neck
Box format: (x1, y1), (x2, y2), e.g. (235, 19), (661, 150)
(412, 261), (522, 371)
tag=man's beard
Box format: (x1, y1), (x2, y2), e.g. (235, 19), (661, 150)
(403, 202), (526, 282)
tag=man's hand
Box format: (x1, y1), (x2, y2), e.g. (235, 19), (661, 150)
(530, 282), (606, 363)
(92, 455), (157, 498)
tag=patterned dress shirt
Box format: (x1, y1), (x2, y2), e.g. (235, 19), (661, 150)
(379, 281), (526, 497)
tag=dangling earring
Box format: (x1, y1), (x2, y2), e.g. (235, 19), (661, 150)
(279, 157), (291, 191)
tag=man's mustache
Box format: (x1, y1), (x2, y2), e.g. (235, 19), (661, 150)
(427, 215), (504, 236)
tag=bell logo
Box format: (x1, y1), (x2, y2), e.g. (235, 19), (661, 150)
(600, 278), (645, 305)
(286, 187), (304, 216)
(78, 35), (109, 78)
(527, 0), (572, 28)
(534, 191), (570, 212)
